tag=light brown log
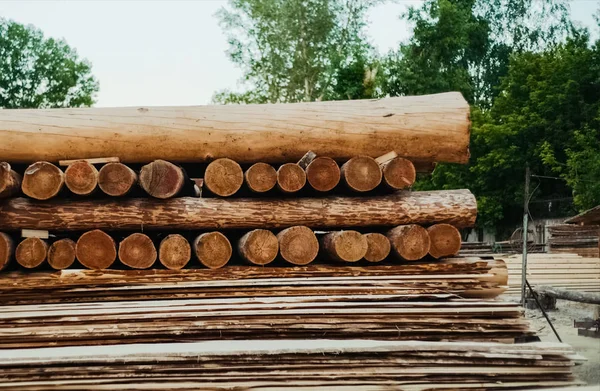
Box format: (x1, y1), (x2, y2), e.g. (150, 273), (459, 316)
(0, 162), (22, 198)
(204, 158), (244, 197)
(76, 230), (117, 270)
(64, 160), (98, 196)
(277, 163), (306, 193)
(341, 156), (382, 192)
(139, 160), (185, 199)
(0, 233), (14, 271)
(380, 157), (416, 190)
(244, 163), (277, 193)
(305, 157), (340, 192)
(47, 239), (76, 270)
(321, 231), (368, 263)
(194, 232), (232, 269)
(387, 225), (431, 261)
(0, 92), (470, 164)
(98, 163), (138, 197)
(0, 190), (477, 231)
(277, 226), (319, 265)
(158, 234), (191, 270)
(21, 161), (64, 200)
(427, 224), (462, 259)
(118, 233), (157, 269)
(364, 233), (391, 263)
(237, 229), (279, 266)
(15, 237), (48, 269)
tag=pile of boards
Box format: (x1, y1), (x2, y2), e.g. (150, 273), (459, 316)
(548, 224), (600, 258)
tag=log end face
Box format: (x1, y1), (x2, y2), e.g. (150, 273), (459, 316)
(139, 160), (185, 199)
(76, 230), (117, 270)
(0, 232), (14, 271)
(48, 239), (76, 270)
(119, 233), (157, 269)
(306, 157), (340, 192)
(382, 157), (416, 190)
(245, 163), (277, 193)
(98, 163), (137, 196)
(239, 229), (279, 265)
(16, 237), (48, 269)
(364, 233), (391, 263)
(388, 224), (430, 261)
(277, 226), (318, 265)
(65, 160), (99, 195)
(159, 234), (191, 270)
(205, 158), (244, 197)
(194, 232), (232, 269)
(22, 162), (64, 200)
(427, 224), (461, 259)
(341, 156), (382, 192)
(277, 163), (306, 193)
(0, 162), (21, 198)
(328, 230), (368, 262)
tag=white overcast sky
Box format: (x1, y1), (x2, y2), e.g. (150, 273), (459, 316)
(1, 0), (598, 107)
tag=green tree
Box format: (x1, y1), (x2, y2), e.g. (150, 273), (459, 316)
(0, 18), (98, 109)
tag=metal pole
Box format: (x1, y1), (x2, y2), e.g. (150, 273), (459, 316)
(521, 165), (530, 307)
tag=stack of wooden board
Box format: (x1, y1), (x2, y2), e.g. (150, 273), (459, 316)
(548, 224), (600, 258)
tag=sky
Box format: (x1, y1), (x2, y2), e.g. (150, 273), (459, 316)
(0, 0), (598, 107)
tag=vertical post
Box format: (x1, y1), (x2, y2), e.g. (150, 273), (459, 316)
(521, 165), (530, 307)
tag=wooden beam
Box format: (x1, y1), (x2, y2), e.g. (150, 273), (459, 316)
(59, 157), (120, 166)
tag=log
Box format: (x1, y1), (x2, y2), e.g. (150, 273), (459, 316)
(0, 233), (13, 271)
(139, 160), (185, 199)
(15, 237), (48, 269)
(98, 163), (138, 196)
(0, 189), (477, 231)
(364, 233), (391, 263)
(47, 239), (76, 270)
(0, 162), (22, 198)
(158, 234), (191, 270)
(204, 158), (244, 197)
(277, 226), (319, 265)
(244, 163), (277, 193)
(119, 233), (157, 269)
(428, 224), (462, 259)
(237, 229), (279, 266)
(76, 230), (117, 270)
(380, 156), (416, 190)
(305, 157), (340, 192)
(21, 161), (64, 200)
(535, 286), (600, 305)
(193, 232), (232, 269)
(321, 230), (368, 262)
(59, 157), (120, 166)
(387, 225), (431, 261)
(276, 163), (306, 193)
(64, 160), (98, 196)
(341, 156), (382, 192)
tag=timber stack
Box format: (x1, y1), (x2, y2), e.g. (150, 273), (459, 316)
(0, 92), (583, 389)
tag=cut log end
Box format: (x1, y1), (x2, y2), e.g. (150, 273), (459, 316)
(98, 163), (138, 196)
(76, 230), (117, 270)
(245, 163), (277, 193)
(277, 163), (306, 193)
(0, 162), (22, 198)
(64, 160), (99, 195)
(322, 230), (368, 263)
(427, 224), (461, 259)
(139, 160), (185, 199)
(47, 239), (76, 270)
(238, 229), (279, 265)
(0, 233), (14, 271)
(341, 156), (382, 192)
(381, 157), (416, 190)
(205, 158), (244, 197)
(159, 234), (191, 270)
(194, 232), (232, 269)
(387, 224), (431, 261)
(306, 157), (341, 192)
(15, 237), (48, 269)
(277, 226), (319, 265)
(364, 233), (391, 263)
(119, 233), (157, 269)
(21, 161), (64, 200)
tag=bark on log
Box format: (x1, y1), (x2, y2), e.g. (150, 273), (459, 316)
(47, 239), (76, 270)
(0, 232), (13, 271)
(341, 156), (382, 192)
(139, 160), (185, 199)
(0, 189), (477, 231)
(0, 162), (22, 198)
(387, 225), (431, 261)
(380, 157), (416, 190)
(427, 224), (462, 259)
(244, 163), (277, 193)
(204, 158), (244, 197)
(98, 163), (138, 197)
(277, 226), (319, 265)
(64, 160), (98, 196)
(364, 233), (391, 263)
(193, 232), (232, 269)
(76, 230), (117, 270)
(0, 92), (470, 164)
(119, 233), (157, 269)
(21, 162), (64, 200)
(277, 163), (306, 193)
(305, 157), (340, 192)
(159, 234), (191, 270)
(237, 229), (279, 265)
(321, 231), (368, 262)
(535, 286), (600, 305)
(15, 237), (48, 269)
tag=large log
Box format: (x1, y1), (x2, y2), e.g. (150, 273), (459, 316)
(139, 160), (185, 199)
(0, 189), (477, 231)
(237, 229), (279, 265)
(0, 92), (470, 164)
(535, 286), (600, 305)
(193, 232), (232, 269)
(64, 160), (98, 196)
(341, 156), (382, 192)
(0, 162), (22, 198)
(276, 163), (306, 193)
(158, 234), (191, 270)
(15, 237), (48, 269)
(118, 233), (157, 269)
(363, 233), (391, 263)
(47, 239), (76, 270)
(244, 163), (277, 193)
(321, 230), (368, 262)
(204, 158), (244, 197)
(21, 162), (64, 200)
(98, 163), (138, 197)
(76, 230), (117, 270)
(277, 226), (319, 265)
(387, 225), (431, 261)
(305, 156), (340, 192)
(428, 224), (462, 259)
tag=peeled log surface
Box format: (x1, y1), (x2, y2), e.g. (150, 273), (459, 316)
(428, 224), (461, 259)
(15, 237), (48, 269)
(194, 232), (232, 269)
(0, 233), (13, 271)
(341, 156), (382, 192)
(139, 160), (185, 199)
(305, 157), (340, 192)
(119, 233), (157, 269)
(277, 226), (319, 265)
(159, 234), (191, 270)
(76, 230), (117, 270)
(47, 239), (76, 270)
(0, 162), (22, 198)
(98, 163), (138, 197)
(0, 190), (477, 231)
(244, 163), (276, 193)
(277, 163), (306, 193)
(64, 160), (98, 195)
(21, 162), (64, 200)
(388, 225), (431, 261)
(381, 157), (416, 190)
(364, 233), (391, 263)
(321, 231), (368, 262)
(238, 229), (279, 265)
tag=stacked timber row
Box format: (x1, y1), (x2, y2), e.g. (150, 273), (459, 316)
(548, 224), (600, 258)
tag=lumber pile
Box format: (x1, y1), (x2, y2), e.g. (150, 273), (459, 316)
(548, 224), (600, 258)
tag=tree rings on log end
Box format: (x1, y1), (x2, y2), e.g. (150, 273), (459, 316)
(277, 163), (306, 193)
(98, 163), (138, 196)
(238, 229), (279, 265)
(306, 157), (340, 192)
(277, 226), (319, 265)
(159, 234), (191, 270)
(76, 230), (117, 270)
(381, 157), (416, 190)
(341, 156), (382, 192)
(205, 158), (244, 197)
(322, 230), (368, 262)
(47, 239), (76, 270)
(119, 233), (157, 269)
(245, 163), (277, 193)
(16, 237), (48, 269)
(387, 224), (430, 261)
(65, 160), (99, 195)
(194, 232), (232, 269)
(21, 161), (64, 200)
(139, 160), (185, 199)
(0, 233), (14, 271)
(364, 233), (391, 262)
(0, 162), (22, 198)
(427, 224), (461, 259)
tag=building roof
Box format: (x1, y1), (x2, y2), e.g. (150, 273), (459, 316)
(564, 205), (600, 225)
